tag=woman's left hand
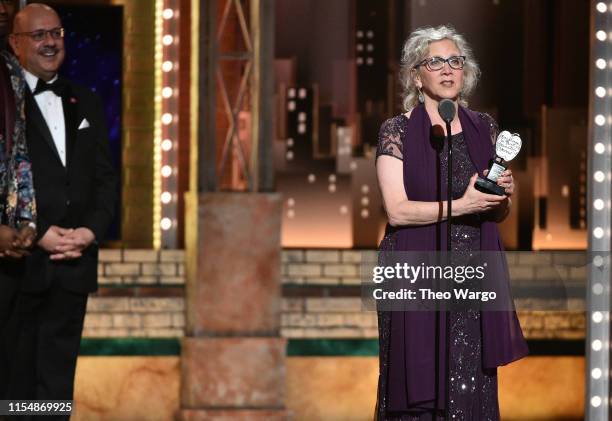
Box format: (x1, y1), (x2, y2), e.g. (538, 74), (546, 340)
(483, 169), (514, 196)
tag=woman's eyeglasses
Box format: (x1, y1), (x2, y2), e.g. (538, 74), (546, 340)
(414, 55), (466, 71)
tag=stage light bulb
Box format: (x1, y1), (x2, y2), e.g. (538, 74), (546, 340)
(593, 312), (604, 323)
(307, 174), (316, 183)
(163, 35), (174, 46)
(161, 165), (172, 177)
(361, 209), (369, 218)
(593, 283), (604, 295)
(286, 151), (294, 161)
(287, 198), (295, 207)
(592, 340), (603, 351)
(592, 396), (602, 407)
(287, 138), (294, 147)
(596, 2), (607, 13)
(361, 184), (369, 194)
(593, 227), (604, 239)
(596, 87), (606, 97)
(361, 197), (369, 206)
(162, 113), (173, 125)
(287, 209), (295, 219)
(596, 58), (607, 69)
(162, 61), (173, 72)
(594, 171), (605, 182)
(594, 199), (605, 210)
(592, 368), (603, 379)
(339, 205), (348, 215)
(161, 139), (173, 151)
(595, 142), (605, 154)
(328, 184), (336, 193)
(595, 114), (606, 126)
(596, 30), (607, 41)
(329, 174), (336, 183)
(162, 8), (174, 19)
(594, 255), (604, 266)
(162, 87), (173, 98)
(161, 192), (172, 203)
(161, 218), (172, 230)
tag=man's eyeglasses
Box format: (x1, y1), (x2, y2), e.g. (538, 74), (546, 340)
(12, 27), (64, 42)
(414, 55), (466, 71)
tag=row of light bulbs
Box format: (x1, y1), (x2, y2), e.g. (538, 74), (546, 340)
(588, 1), (611, 414)
(157, 3), (179, 240)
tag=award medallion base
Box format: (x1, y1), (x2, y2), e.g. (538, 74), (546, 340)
(475, 177), (505, 196)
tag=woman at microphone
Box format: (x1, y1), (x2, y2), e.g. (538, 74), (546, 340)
(374, 25), (528, 420)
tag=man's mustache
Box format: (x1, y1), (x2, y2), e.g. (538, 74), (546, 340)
(38, 47), (60, 55)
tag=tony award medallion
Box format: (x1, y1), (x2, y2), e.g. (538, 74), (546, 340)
(475, 130), (522, 196)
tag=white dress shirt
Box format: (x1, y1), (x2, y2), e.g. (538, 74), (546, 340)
(24, 70), (67, 167)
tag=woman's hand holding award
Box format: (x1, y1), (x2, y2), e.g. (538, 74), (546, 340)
(475, 130), (522, 196)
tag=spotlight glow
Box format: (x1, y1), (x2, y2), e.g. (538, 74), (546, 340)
(594, 199), (605, 210)
(162, 87), (173, 98)
(162, 35), (174, 46)
(594, 171), (605, 182)
(595, 142), (605, 154)
(162, 8), (174, 19)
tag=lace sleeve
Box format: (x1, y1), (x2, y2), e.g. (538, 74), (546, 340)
(479, 112), (499, 146)
(376, 116), (404, 162)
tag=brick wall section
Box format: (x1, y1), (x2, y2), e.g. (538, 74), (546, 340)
(110, 0), (155, 247)
(86, 249), (587, 339)
(98, 249), (185, 285)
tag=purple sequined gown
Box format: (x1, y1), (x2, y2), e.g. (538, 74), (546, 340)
(375, 115), (500, 420)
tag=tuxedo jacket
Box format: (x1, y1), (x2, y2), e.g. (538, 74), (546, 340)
(23, 78), (117, 294)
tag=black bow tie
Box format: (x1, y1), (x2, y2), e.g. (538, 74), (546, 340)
(33, 78), (67, 97)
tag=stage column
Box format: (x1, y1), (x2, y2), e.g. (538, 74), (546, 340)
(179, 0), (286, 419)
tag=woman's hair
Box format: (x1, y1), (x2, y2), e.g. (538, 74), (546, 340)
(399, 25), (480, 111)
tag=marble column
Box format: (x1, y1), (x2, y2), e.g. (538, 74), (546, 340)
(178, 193), (287, 420)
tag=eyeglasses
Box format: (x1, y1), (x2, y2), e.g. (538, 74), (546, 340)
(414, 55), (466, 71)
(12, 27), (65, 42)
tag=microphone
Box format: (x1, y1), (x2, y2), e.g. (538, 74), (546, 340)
(438, 99), (456, 123)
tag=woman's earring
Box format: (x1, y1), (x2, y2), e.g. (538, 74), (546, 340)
(418, 88), (424, 103)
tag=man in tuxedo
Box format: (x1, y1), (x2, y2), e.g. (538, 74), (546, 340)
(7, 3), (117, 405)
(0, 0), (38, 400)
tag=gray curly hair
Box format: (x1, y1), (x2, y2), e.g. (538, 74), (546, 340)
(399, 25), (480, 111)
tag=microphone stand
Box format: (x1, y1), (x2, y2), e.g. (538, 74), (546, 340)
(444, 118), (452, 421)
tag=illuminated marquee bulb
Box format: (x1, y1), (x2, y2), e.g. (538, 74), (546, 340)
(162, 8), (174, 19)
(161, 139), (173, 151)
(162, 35), (174, 46)
(162, 87), (173, 98)
(161, 218), (172, 230)
(162, 113), (173, 125)
(161, 165), (173, 177)
(162, 61), (173, 72)
(161, 192), (172, 204)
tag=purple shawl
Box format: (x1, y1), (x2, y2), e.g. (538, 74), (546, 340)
(386, 103), (529, 411)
